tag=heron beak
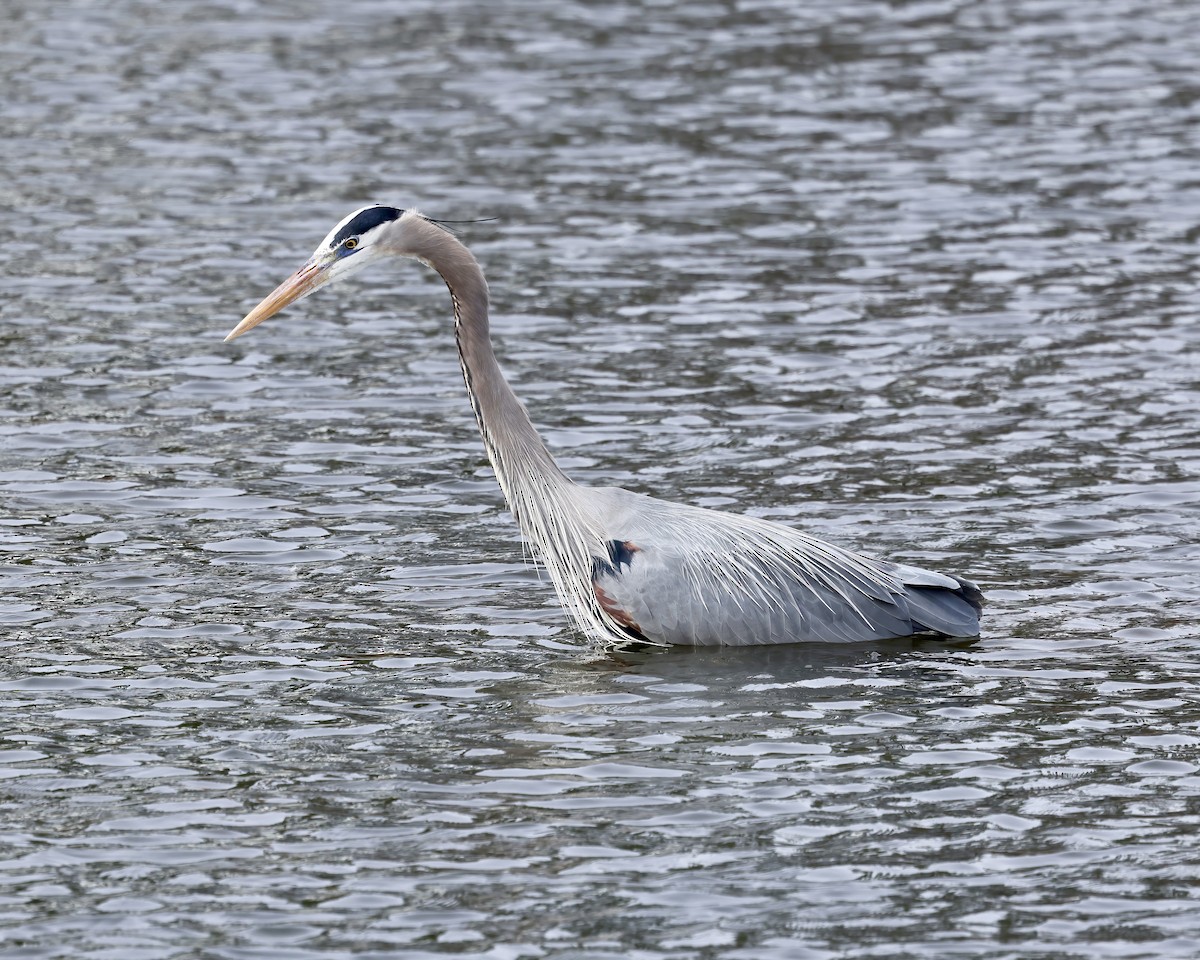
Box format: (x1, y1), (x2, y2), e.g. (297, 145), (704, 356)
(224, 256), (331, 342)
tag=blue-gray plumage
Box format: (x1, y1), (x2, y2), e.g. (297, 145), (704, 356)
(225, 206), (983, 648)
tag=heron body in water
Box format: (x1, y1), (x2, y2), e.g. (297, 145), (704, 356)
(226, 206), (983, 648)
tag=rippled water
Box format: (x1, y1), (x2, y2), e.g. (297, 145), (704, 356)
(3, 0), (1200, 956)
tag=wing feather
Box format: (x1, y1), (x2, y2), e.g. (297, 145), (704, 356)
(586, 488), (981, 647)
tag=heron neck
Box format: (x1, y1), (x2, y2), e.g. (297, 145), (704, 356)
(406, 219), (615, 644)
(437, 250), (575, 526)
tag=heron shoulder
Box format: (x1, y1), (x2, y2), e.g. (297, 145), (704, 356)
(581, 484), (892, 583)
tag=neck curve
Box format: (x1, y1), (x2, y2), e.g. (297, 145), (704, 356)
(389, 214), (574, 528)
(380, 212), (629, 645)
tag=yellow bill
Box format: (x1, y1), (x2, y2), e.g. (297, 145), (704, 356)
(224, 257), (328, 342)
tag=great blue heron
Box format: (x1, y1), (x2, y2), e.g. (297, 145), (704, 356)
(225, 206), (983, 647)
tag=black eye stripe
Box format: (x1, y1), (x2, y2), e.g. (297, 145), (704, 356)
(330, 206), (403, 247)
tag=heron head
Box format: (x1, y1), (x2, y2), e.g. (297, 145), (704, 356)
(224, 204), (404, 341)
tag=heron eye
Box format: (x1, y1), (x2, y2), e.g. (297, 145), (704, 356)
(344, 237), (359, 250)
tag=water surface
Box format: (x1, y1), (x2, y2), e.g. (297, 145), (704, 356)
(3, 0), (1200, 957)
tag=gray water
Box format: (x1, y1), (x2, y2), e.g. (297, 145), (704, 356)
(3, 0), (1200, 957)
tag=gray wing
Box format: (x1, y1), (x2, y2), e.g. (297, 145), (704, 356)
(587, 493), (982, 647)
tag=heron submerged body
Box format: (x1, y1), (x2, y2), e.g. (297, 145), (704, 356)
(226, 206), (983, 648)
